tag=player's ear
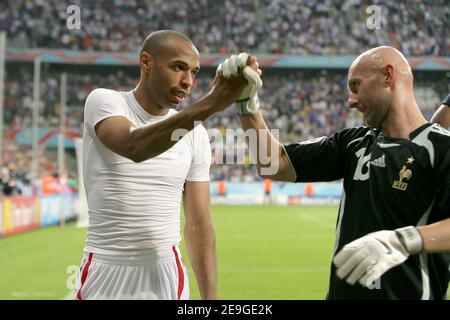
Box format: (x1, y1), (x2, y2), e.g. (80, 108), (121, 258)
(381, 64), (394, 87)
(139, 51), (153, 74)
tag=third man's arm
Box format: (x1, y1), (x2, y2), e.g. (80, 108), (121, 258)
(430, 104), (450, 129)
(430, 93), (450, 129)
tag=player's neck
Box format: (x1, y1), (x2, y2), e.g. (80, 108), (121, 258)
(133, 82), (169, 116)
(381, 98), (427, 139)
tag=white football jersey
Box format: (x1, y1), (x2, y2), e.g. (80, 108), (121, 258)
(82, 88), (211, 254)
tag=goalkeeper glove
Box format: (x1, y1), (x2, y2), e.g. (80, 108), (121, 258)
(216, 52), (263, 116)
(333, 226), (423, 287)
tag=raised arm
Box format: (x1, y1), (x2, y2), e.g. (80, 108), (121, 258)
(239, 112), (296, 182)
(94, 75), (247, 163)
(215, 53), (296, 181)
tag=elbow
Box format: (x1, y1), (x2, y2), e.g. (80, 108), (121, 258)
(128, 147), (163, 163)
(124, 140), (146, 163)
(125, 132), (160, 162)
(129, 155), (145, 163)
(124, 130), (167, 162)
(257, 164), (279, 180)
(257, 163), (294, 182)
(128, 148), (149, 163)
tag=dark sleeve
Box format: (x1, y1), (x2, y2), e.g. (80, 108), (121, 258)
(283, 127), (368, 182)
(443, 93), (450, 106)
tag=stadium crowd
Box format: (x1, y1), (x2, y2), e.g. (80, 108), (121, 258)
(2, 64), (448, 189)
(0, 0), (448, 56)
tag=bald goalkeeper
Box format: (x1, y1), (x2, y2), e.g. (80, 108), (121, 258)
(222, 46), (450, 299)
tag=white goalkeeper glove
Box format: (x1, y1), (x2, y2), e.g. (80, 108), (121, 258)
(216, 52), (263, 116)
(333, 226), (423, 288)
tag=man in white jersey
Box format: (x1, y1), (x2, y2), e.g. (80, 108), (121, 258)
(75, 30), (251, 300)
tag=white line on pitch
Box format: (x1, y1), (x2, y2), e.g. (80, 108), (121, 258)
(218, 267), (329, 274)
(297, 212), (335, 229)
(63, 290), (75, 300)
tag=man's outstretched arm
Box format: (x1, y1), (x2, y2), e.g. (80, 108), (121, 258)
(239, 112), (296, 182)
(94, 74), (247, 163)
(216, 53), (296, 182)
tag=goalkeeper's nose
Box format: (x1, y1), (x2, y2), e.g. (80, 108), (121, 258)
(348, 95), (359, 109)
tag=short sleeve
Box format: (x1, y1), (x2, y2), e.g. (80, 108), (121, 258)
(186, 125), (211, 182)
(84, 88), (128, 136)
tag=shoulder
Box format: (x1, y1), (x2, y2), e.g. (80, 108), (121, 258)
(413, 123), (450, 169)
(429, 123), (450, 157)
(183, 123), (210, 152)
(84, 89), (130, 129)
(429, 123), (450, 140)
(190, 123), (210, 146)
(331, 126), (378, 149)
(86, 88), (119, 100)
(85, 88), (126, 107)
(285, 126), (375, 150)
(414, 123), (450, 148)
(193, 123), (209, 137)
(336, 126), (375, 140)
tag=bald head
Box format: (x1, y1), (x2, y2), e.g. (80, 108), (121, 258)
(140, 30), (196, 57)
(346, 46), (424, 133)
(350, 46), (413, 86)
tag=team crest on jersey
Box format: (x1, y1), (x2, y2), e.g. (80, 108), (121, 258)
(392, 157), (414, 191)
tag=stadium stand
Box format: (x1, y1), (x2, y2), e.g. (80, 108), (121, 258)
(1, 0), (448, 56)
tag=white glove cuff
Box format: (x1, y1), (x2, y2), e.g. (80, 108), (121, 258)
(395, 226), (423, 255)
(235, 95), (260, 116)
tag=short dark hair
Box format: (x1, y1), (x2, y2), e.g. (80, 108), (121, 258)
(140, 30), (194, 56)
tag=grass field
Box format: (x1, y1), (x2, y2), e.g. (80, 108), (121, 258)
(0, 205), (338, 300)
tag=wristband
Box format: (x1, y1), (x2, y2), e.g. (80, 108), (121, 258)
(395, 226), (423, 255)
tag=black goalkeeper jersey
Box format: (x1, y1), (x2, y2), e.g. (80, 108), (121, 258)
(284, 123), (450, 299)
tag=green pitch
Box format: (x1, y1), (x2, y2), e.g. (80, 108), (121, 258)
(0, 205), (338, 300)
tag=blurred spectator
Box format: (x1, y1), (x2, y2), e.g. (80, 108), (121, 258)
(0, 166), (22, 195)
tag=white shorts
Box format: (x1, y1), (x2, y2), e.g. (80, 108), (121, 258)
(74, 245), (189, 300)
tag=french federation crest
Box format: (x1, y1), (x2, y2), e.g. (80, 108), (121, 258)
(392, 157), (414, 191)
